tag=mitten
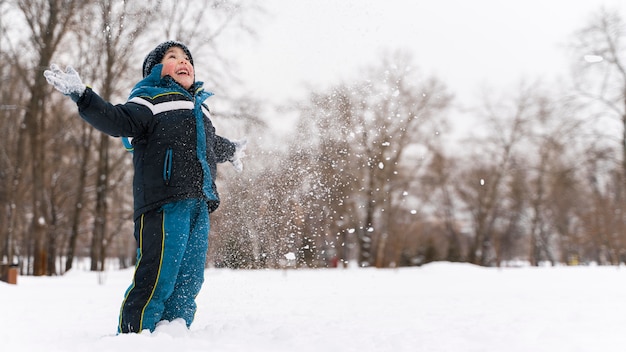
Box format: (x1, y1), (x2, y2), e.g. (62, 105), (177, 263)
(230, 138), (247, 173)
(43, 64), (86, 102)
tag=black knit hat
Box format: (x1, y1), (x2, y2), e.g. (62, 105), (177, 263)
(142, 41), (194, 78)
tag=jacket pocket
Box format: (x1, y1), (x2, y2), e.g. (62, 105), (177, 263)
(163, 147), (173, 185)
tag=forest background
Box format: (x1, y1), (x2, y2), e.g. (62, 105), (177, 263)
(2, 0), (626, 275)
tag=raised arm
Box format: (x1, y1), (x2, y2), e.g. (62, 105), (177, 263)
(44, 64), (152, 137)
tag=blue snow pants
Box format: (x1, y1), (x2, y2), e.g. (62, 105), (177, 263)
(117, 198), (210, 333)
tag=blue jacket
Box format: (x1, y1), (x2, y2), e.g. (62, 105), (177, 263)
(76, 64), (235, 220)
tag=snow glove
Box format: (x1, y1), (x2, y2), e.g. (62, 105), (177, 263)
(230, 138), (247, 173)
(43, 64), (86, 102)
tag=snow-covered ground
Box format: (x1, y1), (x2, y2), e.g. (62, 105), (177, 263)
(1, 262), (625, 352)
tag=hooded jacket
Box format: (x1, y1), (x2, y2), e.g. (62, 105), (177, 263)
(76, 64), (235, 220)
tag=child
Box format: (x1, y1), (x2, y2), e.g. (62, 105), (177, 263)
(44, 41), (246, 333)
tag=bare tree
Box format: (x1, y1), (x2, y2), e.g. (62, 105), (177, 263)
(6, 0), (89, 275)
(569, 7), (626, 264)
(570, 8), (626, 188)
(0, 12), (29, 267)
(458, 83), (535, 266)
(523, 93), (589, 265)
(283, 51), (452, 267)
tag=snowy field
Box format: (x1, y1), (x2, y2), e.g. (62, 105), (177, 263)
(1, 262), (625, 352)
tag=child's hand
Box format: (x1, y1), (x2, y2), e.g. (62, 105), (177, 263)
(230, 138), (247, 173)
(43, 64), (86, 102)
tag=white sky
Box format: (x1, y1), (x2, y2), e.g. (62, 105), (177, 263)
(229, 0), (625, 107)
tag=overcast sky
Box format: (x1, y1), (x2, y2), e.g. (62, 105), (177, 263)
(228, 0), (625, 108)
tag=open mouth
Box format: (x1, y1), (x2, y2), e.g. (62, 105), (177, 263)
(176, 68), (189, 75)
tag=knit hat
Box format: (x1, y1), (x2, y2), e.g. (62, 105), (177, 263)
(142, 41), (194, 78)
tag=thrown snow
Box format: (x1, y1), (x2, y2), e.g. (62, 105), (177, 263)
(1, 262), (625, 352)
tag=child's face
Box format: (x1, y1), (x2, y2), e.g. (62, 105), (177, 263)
(160, 46), (194, 90)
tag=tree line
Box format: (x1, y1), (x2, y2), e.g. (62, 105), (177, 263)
(1, 2), (624, 274)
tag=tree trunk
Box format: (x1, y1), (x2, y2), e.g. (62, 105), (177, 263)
(90, 136), (109, 271)
(26, 58), (51, 276)
(66, 128), (92, 272)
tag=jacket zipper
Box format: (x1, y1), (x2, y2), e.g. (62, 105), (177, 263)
(163, 147), (173, 185)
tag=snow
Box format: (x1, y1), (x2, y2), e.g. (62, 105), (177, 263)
(1, 262), (625, 351)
